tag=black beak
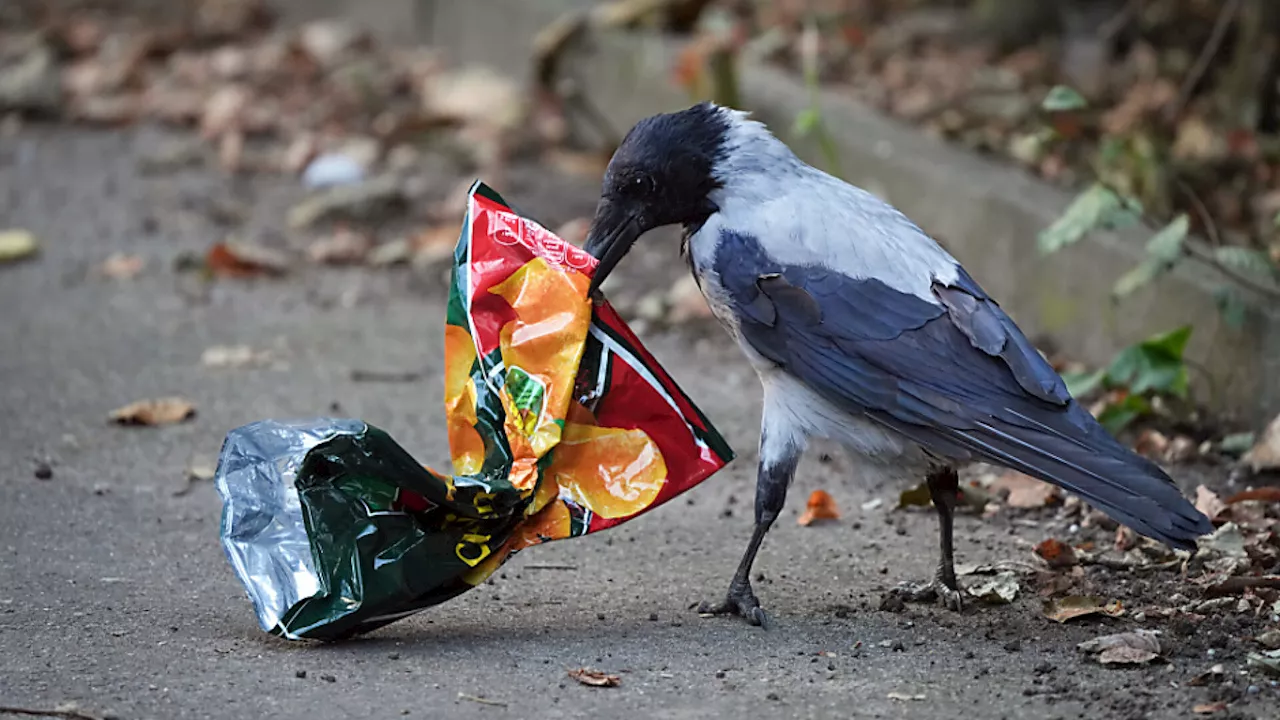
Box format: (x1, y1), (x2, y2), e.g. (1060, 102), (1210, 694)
(584, 198), (643, 297)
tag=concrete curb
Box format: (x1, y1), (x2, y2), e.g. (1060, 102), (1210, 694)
(352, 0), (1280, 424)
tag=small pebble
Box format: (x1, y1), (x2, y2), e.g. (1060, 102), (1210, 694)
(766, 692), (780, 701)
(1247, 685), (1260, 695)
(321, 674), (336, 683)
(388, 653), (400, 660)
(715, 670), (726, 679)
(33, 462), (53, 480)
(648, 612), (659, 621)
(597, 612), (606, 620)
(295, 670), (307, 679)
(891, 640), (905, 652)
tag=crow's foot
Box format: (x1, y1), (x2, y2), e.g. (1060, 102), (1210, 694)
(697, 582), (770, 627)
(886, 578), (964, 612)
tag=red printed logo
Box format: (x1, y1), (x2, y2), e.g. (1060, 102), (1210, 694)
(487, 208), (595, 272)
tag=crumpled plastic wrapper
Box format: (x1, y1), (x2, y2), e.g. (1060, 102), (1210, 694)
(215, 182), (734, 640)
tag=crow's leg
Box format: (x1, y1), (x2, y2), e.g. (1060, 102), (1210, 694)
(889, 465), (964, 611)
(698, 417), (803, 628)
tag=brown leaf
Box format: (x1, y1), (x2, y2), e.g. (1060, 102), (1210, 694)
(1225, 487), (1280, 505)
(567, 668), (620, 687)
(1195, 485), (1227, 521)
(410, 224), (460, 267)
(1035, 538), (1079, 568)
(205, 240), (290, 277)
(1078, 629), (1162, 665)
(1186, 663), (1225, 686)
(1242, 415), (1280, 473)
(1043, 595), (1124, 623)
(1193, 701), (1228, 714)
(1114, 525), (1138, 553)
(307, 228), (372, 265)
(798, 489), (840, 526)
(898, 481), (933, 509)
(200, 84), (252, 138)
(109, 397), (196, 426)
(1133, 429), (1169, 459)
(1099, 646), (1160, 664)
(97, 252), (145, 279)
(990, 471), (1059, 508)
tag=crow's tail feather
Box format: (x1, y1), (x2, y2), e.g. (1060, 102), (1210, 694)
(949, 403), (1212, 550)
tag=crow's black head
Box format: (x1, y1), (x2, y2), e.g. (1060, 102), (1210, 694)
(584, 103), (733, 293)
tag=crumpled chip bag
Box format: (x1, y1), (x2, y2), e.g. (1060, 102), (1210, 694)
(214, 181), (734, 640)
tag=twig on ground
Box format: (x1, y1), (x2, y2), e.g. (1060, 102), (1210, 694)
(0, 707), (105, 720)
(457, 693), (507, 708)
(1202, 576), (1280, 598)
(1076, 552), (1182, 573)
(349, 369), (423, 383)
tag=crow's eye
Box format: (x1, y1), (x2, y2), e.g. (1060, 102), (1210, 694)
(622, 174), (655, 197)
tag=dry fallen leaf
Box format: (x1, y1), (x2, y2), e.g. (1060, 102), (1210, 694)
(1034, 538), (1079, 568)
(1043, 595), (1124, 623)
(97, 252), (145, 279)
(0, 229), (39, 263)
(966, 570), (1020, 604)
(1193, 701), (1228, 715)
(1242, 414), (1280, 473)
(1195, 485), (1226, 521)
(798, 489), (840, 526)
(109, 397), (196, 426)
(1133, 429), (1169, 459)
(1186, 663), (1225, 686)
(1113, 525), (1138, 553)
(307, 228), (371, 265)
(898, 481), (933, 508)
(205, 240), (290, 277)
(1077, 630), (1162, 665)
(410, 224), (460, 267)
(567, 668), (620, 688)
(1225, 487), (1280, 505)
(990, 471), (1059, 508)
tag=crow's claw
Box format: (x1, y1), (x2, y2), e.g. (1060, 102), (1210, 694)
(697, 584), (770, 628)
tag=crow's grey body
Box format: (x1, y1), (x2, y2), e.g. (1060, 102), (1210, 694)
(582, 103), (1213, 625)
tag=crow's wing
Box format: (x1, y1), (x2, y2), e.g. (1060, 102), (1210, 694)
(714, 230), (1211, 549)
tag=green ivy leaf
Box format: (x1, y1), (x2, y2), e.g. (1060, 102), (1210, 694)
(1219, 432), (1256, 456)
(1061, 369), (1106, 399)
(1097, 394), (1151, 435)
(1105, 326), (1192, 398)
(1038, 183), (1142, 255)
(1112, 258), (1164, 298)
(1111, 215), (1189, 298)
(1213, 246), (1278, 280)
(1041, 85), (1088, 112)
(1214, 286), (1249, 329)
(1146, 214), (1189, 263)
